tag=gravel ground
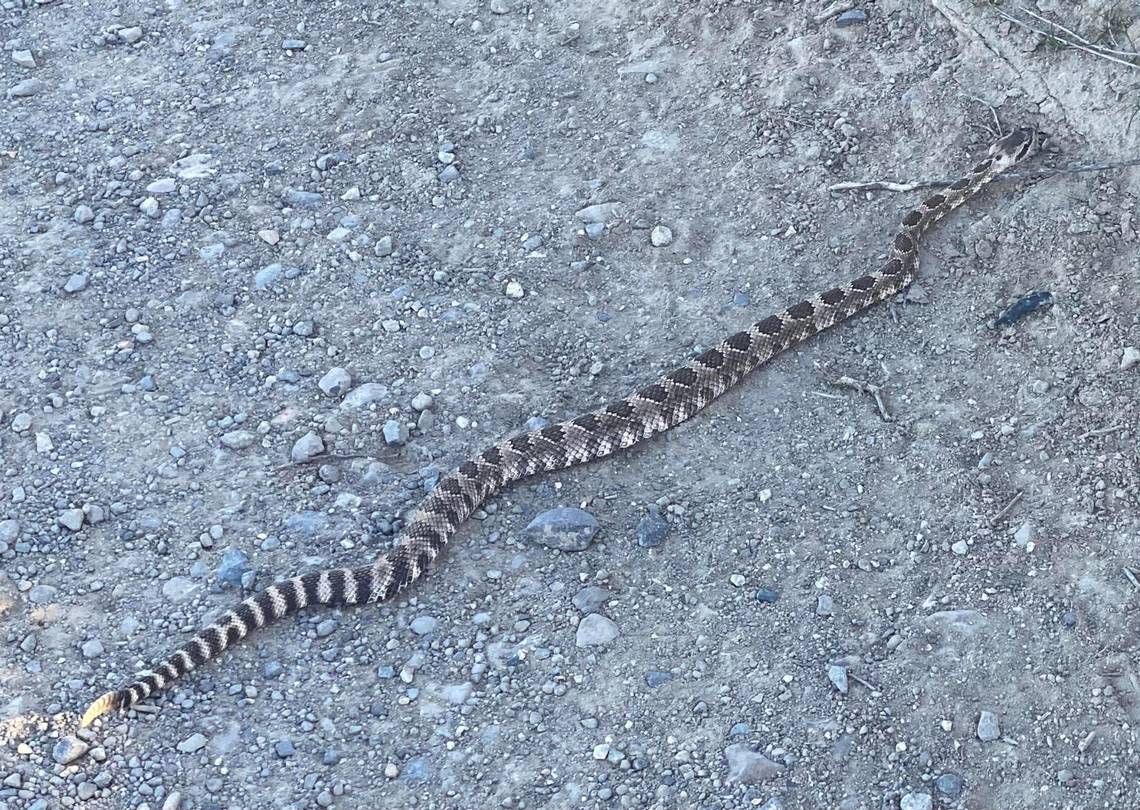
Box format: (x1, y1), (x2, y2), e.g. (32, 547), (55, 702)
(2, 1), (1140, 808)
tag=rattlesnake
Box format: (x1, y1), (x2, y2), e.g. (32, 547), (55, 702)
(81, 127), (1045, 726)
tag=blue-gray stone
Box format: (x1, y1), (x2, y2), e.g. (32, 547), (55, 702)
(263, 660), (283, 679)
(323, 750), (339, 766)
(283, 189), (322, 207)
(584, 222), (605, 240)
(274, 739), (295, 758)
(935, 773), (964, 797)
(411, 616), (438, 635)
(402, 757), (430, 780)
(636, 513), (668, 548)
(572, 586), (611, 613)
(525, 416), (551, 431)
(755, 587), (779, 604)
(645, 670), (673, 688)
(285, 510), (328, 536)
(255, 263), (283, 289)
(216, 548), (251, 587)
(377, 665), (396, 679)
(525, 507), (599, 551)
(836, 8), (867, 26)
(383, 419), (409, 446)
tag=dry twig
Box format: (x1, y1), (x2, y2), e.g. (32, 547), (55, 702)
(989, 490), (1024, 527)
(828, 376), (892, 421)
(996, 7), (1140, 69)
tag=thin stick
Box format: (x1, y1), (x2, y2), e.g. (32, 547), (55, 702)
(1124, 566), (1140, 589)
(829, 157), (1140, 193)
(996, 9), (1140, 69)
(989, 490), (1024, 527)
(1078, 424), (1126, 440)
(1016, 5), (1140, 59)
(829, 376), (892, 422)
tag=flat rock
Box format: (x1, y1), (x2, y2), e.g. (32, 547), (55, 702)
(177, 733), (208, 753)
(220, 430), (255, 450)
(724, 743), (784, 784)
(572, 585), (612, 613)
(340, 383), (388, 410)
(524, 507), (599, 551)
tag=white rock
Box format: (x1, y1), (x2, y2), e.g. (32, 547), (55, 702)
(1121, 346), (1140, 371)
(505, 280), (524, 299)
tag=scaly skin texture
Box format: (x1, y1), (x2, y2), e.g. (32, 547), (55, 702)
(81, 127), (1045, 727)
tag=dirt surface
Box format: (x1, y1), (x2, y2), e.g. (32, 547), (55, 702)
(2, 1), (1140, 808)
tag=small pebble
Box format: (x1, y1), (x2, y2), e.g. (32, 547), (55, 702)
(505, 280), (524, 299)
(411, 616), (438, 635)
(754, 587), (779, 604)
(827, 664), (849, 695)
(816, 594), (835, 616)
(976, 710), (1000, 741)
(636, 512), (668, 548)
(274, 739), (296, 758)
(951, 540), (969, 556)
(7, 78), (44, 98)
(1120, 346), (1140, 371)
(383, 419), (410, 446)
(63, 273), (89, 294)
(316, 619), (337, 638)
(649, 225), (673, 247)
(575, 613), (619, 647)
(572, 586), (612, 613)
(900, 793), (932, 810)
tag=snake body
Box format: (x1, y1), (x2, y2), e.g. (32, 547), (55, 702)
(81, 127), (1044, 726)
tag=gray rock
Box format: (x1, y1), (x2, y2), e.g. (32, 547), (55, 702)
(291, 431), (325, 463)
(411, 392), (433, 412)
(274, 739), (295, 757)
(283, 189), (322, 207)
(724, 743), (784, 784)
(319, 367), (352, 397)
(827, 664), (849, 695)
(81, 639), (104, 658)
(900, 793), (932, 810)
(0, 519), (20, 544)
(442, 682), (473, 704)
(572, 585), (612, 613)
(254, 263), (283, 289)
(524, 507), (599, 551)
(835, 8), (867, 26)
(411, 616), (438, 635)
(816, 594), (835, 616)
(28, 584), (57, 603)
(176, 733), (208, 753)
(935, 773), (964, 797)
(636, 513), (668, 548)
(58, 508), (85, 531)
(316, 619), (337, 638)
(73, 205), (95, 223)
(374, 235), (394, 256)
(575, 202), (622, 224)
(216, 548), (251, 587)
(1014, 522), (1035, 547)
(147, 177), (176, 194)
(649, 225), (673, 247)
(976, 710), (1000, 741)
(7, 78), (44, 98)
(282, 38), (306, 50)
(575, 613), (619, 647)
(645, 670), (673, 688)
(438, 164), (460, 183)
(12, 49), (36, 69)
(52, 736), (89, 764)
(341, 383), (388, 410)
(220, 430), (255, 450)
(383, 419), (409, 446)
(119, 26), (144, 44)
(63, 273), (89, 294)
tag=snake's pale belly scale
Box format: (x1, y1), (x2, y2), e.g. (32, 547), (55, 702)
(81, 128), (1044, 727)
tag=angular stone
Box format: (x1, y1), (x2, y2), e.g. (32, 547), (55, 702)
(724, 743), (784, 784)
(524, 507), (599, 551)
(575, 613), (619, 647)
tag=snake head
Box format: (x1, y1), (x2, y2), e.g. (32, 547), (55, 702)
(988, 127), (1047, 167)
